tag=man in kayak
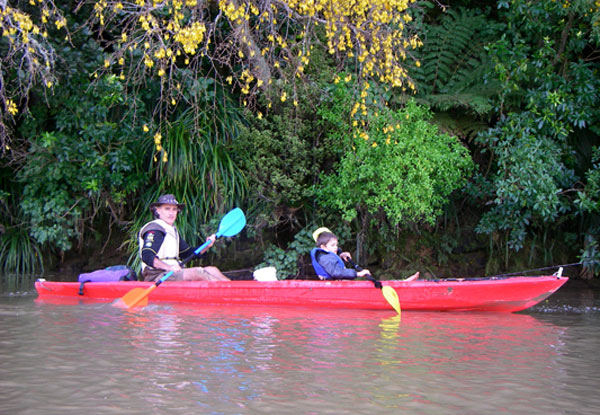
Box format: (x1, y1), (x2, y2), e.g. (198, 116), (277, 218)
(311, 227), (419, 281)
(139, 194), (230, 282)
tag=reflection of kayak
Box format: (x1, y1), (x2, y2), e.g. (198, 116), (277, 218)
(35, 275), (568, 312)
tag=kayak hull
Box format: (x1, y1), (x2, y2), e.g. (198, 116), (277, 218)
(35, 276), (568, 312)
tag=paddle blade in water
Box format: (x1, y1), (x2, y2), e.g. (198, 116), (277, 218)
(382, 286), (401, 316)
(118, 286), (153, 309)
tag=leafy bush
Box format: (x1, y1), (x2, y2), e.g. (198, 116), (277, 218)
(471, 1), (600, 263)
(316, 78), (474, 231)
(257, 227), (314, 279)
(18, 75), (148, 252)
(472, 113), (577, 252)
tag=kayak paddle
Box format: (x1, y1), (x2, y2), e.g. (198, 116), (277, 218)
(117, 207), (246, 309)
(346, 258), (401, 316)
(310, 228), (401, 315)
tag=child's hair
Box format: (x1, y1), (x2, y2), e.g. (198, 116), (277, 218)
(316, 231), (338, 247)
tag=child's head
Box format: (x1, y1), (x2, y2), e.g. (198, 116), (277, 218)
(316, 231), (339, 254)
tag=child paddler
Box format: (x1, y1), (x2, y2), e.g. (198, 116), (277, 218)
(311, 230), (372, 280)
(139, 194), (230, 282)
(311, 227), (419, 282)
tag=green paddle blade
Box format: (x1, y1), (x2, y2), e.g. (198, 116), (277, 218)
(382, 285), (401, 316)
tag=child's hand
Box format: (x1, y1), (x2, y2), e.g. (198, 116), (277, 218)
(357, 269), (371, 278)
(339, 251), (352, 262)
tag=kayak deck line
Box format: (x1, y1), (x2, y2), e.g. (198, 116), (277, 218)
(34, 275), (568, 312)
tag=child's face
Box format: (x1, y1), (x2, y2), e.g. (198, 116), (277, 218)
(321, 238), (339, 254)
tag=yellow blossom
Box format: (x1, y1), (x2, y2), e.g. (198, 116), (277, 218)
(7, 99), (18, 115)
(55, 18), (67, 30)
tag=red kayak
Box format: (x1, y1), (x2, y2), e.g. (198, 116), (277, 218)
(35, 275), (568, 312)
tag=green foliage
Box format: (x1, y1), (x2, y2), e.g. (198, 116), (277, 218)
(258, 227), (314, 279)
(0, 226), (44, 275)
(472, 114), (577, 252)
(154, 107), (247, 221)
(580, 233), (600, 278)
(316, 79), (474, 230)
(0, 178), (44, 275)
(18, 75), (148, 252)
(576, 147), (600, 214)
(233, 113), (315, 223)
(576, 148), (600, 277)
(471, 1), (600, 263)
(231, 64), (340, 233)
(411, 7), (501, 116)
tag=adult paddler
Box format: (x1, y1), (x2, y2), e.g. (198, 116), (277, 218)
(139, 194), (230, 282)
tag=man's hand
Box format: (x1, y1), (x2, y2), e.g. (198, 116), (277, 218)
(200, 234), (217, 254)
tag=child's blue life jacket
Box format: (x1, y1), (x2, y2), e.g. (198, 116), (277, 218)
(310, 248), (345, 280)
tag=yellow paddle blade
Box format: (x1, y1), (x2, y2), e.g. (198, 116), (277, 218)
(382, 285), (401, 316)
(118, 286), (154, 309)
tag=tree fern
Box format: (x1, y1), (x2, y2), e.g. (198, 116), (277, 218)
(412, 7), (502, 116)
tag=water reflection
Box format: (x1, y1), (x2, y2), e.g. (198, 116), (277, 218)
(1, 294), (599, 414)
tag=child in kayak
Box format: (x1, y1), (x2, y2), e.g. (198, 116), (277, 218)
(311, 230), (372, 280)
(311, 228), (419, 282)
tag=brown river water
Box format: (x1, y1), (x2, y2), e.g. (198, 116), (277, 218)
(1, 277), (599, 415)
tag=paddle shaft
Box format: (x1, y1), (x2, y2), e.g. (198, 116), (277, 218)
(344, 258), (381, 289)
(123, 242), (210, 309)
(153, 237), (213, 286)
(345, 257), (401, 315)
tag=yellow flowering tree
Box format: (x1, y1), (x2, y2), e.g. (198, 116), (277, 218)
(81, 0), (422, 117)
(0, 0), (67, 148)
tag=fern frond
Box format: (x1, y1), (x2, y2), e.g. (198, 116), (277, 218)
(412, 7), (503, 116)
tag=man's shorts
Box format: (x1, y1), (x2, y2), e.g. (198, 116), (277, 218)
(141, 267), (185, 282)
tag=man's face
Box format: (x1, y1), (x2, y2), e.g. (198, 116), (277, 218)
(155, 204), (179, 226)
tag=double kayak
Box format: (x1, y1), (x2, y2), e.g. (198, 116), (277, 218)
(35, 275), (568, 312)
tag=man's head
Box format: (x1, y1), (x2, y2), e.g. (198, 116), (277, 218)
(150, 194), (185, 224)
